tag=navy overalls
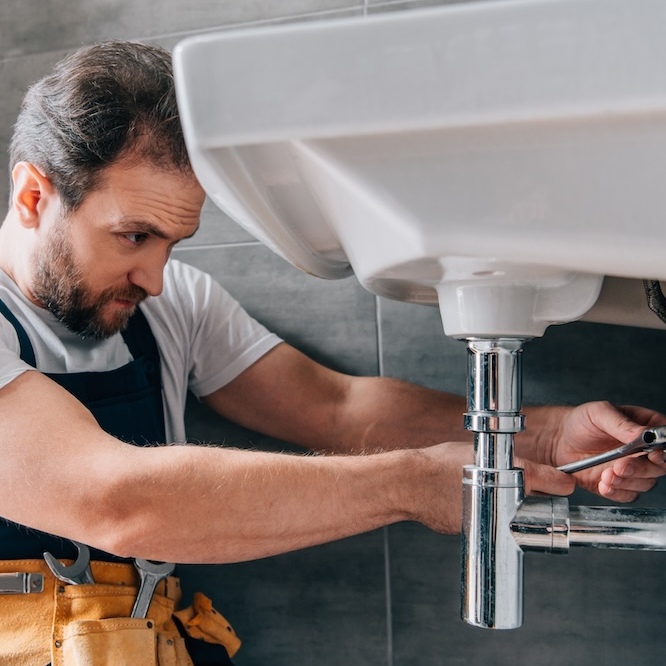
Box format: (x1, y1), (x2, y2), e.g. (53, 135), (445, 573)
(0, 299), (166, 561)
(0, 299), (234, 665)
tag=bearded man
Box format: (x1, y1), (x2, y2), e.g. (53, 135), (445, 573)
(0, 41), (664, 666)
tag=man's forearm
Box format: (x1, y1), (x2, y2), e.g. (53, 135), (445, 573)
(322, 375), (573, 469)
(327, 376), (470, 454)
(0, 369), (468, 564)
(93, 442), (468, 564)
(205, 346), (471, 456)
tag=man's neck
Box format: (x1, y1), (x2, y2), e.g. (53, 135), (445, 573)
(0, 212), (15, 278)
(0, 212), (41, 307)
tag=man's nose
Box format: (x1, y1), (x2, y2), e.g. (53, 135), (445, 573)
(128, 257), (165, 297)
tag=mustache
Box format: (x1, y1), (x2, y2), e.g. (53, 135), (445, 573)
(101, 284), (149, 305)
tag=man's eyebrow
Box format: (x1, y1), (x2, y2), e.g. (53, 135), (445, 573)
(114, 220), (200, 241)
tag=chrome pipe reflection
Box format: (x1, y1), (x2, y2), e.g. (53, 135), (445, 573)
(461, 338), (527, 629)
(568, 506), (666, 550)
(512, 498), (666, 552)
(461, 467), (524, 628)
(511, 497), (571, 553)
(461, 338), (666, 631)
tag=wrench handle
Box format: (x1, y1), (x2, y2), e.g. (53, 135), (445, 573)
(130, 560), (175, 619)
(558, 426), (666, 474)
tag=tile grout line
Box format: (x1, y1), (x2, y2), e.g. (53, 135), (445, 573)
(375, 295), (394, 666)
(173, 239), (263, 254)
(376, 296), (384, 378)
(0, 6), (366, 65)
(383, 526), (394, 666)
(144, 6), (366, 44)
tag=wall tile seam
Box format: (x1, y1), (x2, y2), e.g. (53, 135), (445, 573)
(376, 295), (385, 378)
(383, 526), (394, 666)
(135, 6), (367, 45)
(0, 2), (439, 64)
(0, 51), (66, 66)
(173, 240), (264, 254)
(0, 6), (367, 64)
(369, 0), (443, 6)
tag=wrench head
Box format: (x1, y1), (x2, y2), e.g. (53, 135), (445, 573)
(134, 559), (176, 576)
(43, 541), (95, 585)
(130, 559), (176, 618)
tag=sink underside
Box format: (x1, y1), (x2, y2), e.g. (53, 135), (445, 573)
(174, 0), (666, 336)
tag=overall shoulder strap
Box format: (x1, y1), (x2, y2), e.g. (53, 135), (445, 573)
(0, 298), (36, 367)
(120, 306), (160, 360)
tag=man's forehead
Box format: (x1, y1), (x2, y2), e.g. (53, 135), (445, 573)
(92, 160), (204, 224)
(96, 156), (201, 194)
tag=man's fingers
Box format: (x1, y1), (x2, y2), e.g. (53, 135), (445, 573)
(612, 453), (666, 480)
(597, 479), (640, 503)
(600, 466), (658, 494)
(647, 448), (666, 467)
(520, 458), (575, 497)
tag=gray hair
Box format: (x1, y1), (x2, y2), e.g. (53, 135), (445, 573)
(9, 40), (192, 211)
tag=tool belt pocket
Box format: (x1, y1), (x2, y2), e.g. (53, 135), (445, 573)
(59, 617), (158, 666)
(51, 583), (192, 666)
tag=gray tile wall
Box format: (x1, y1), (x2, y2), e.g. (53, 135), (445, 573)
(2, 1), (666, 664)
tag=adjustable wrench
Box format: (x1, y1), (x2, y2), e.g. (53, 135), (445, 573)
(43, 541), (95, 585)
(131, 559), (175, 618)
(558, 425), (666, 474)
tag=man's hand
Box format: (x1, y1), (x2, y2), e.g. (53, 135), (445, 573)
(527, 401), (666, 502)
(410, 441), (575, 534)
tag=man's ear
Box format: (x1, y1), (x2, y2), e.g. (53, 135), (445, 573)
(11, 162), (56, 228)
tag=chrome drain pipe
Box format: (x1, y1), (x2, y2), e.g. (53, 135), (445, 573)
(461, 338), (527, 629)
(460, 338), (666, 631)
(512, 498), (666, 552)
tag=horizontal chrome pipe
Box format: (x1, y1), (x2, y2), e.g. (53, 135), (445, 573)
(512, 498), (666, 552)
(568, 505), (666, 550)
(510, 497), (570, 554)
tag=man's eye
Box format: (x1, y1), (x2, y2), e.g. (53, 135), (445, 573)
(123, 233), (148, 245)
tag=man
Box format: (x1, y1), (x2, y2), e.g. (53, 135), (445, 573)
(0, 41), (664, 665)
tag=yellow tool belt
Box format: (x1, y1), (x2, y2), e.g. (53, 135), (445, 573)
(0, 559), (241, 666)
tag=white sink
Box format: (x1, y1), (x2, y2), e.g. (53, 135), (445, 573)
(173, 0), (666, 337)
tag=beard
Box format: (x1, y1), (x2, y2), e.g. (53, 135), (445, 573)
(31, 220), (148, 340)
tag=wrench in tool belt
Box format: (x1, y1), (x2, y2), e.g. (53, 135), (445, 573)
(43, 541), (95, 585)
(131, 559), (175, 618)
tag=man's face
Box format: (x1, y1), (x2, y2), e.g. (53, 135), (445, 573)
(31, 159), (205, 339)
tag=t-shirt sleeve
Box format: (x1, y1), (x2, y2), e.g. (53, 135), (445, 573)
(165, 261), (282, 398)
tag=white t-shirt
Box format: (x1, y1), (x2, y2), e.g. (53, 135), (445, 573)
(0, 260), (282, 442)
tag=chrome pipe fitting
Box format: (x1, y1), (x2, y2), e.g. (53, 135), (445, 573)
(568, 506), (666, 550)
(461, 467), (525, 628)
(464, 338), (525, 469)
(460, 338), (666, 632)
(511, 497), (570, 554)
(511, 498), (666, 552)
(461, 338), (527, 629)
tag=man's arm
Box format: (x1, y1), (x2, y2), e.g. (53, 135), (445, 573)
(0, 346), (662, 565)
(204, 343), (666, 502)
(202, 342), (470, 453)
(0, 368), (480, 563)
